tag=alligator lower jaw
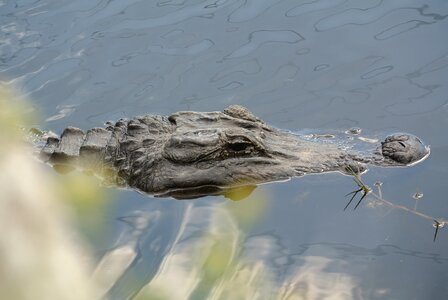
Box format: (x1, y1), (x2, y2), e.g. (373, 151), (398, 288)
(152, 184), (242, 199)
(154, 185), (225, 200)
(152, 170), (294, 200)
(154, 184), (266, 201)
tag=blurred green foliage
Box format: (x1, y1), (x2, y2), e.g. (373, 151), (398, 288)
(0, 84), (36, 147)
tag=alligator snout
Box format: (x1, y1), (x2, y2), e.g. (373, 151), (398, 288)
(381, 134), (430, 165)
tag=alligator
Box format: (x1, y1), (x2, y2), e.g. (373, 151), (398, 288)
(38, 105), (430, 199)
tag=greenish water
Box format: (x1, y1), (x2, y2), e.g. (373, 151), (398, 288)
(1, 0), (448, 299)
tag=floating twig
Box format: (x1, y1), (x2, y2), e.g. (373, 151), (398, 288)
(344, 169), (446, 242)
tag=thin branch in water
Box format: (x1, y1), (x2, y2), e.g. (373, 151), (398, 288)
(345, 172), (447, 242)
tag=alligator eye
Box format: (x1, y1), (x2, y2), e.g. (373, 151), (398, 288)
(228, 142), (251, 152)
(168, 115), (177, 125)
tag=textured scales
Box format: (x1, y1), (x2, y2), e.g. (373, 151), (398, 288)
(39, 105), (430, 199)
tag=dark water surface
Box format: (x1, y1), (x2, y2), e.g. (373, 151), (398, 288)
(2, 0), (448, 299)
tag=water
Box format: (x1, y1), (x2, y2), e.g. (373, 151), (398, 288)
(2, 0), (448, 299)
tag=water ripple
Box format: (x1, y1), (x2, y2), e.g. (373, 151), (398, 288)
(315, 1), (448, 35)
(148, 39), (214, 56)
(228, 0), (283, 23)
(99, 0), (238, 31)
(223, 30), (304, 60)
(218, 81), (243, 90)
(360, 65), (393, 79)
(210, 58), (262, 82)
(285, 0), (347, 17)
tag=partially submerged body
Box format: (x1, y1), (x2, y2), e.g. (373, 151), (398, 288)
(38, 105), (430, 199)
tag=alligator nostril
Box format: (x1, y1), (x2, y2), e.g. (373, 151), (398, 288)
(382, 133), (429, 165)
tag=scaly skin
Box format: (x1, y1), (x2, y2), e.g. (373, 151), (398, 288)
(39, 105), (430, 199)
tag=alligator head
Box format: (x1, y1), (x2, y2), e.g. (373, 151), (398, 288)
(127, 106), (429, 199)
(40, 105), (430, 199)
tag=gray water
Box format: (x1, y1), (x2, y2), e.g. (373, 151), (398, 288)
(2, 0), (448, 299)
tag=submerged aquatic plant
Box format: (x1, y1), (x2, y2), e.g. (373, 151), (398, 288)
(344, 166), (371, 211)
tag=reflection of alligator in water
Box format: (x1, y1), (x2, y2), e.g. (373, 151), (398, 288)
(39, 105), (430, 199)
